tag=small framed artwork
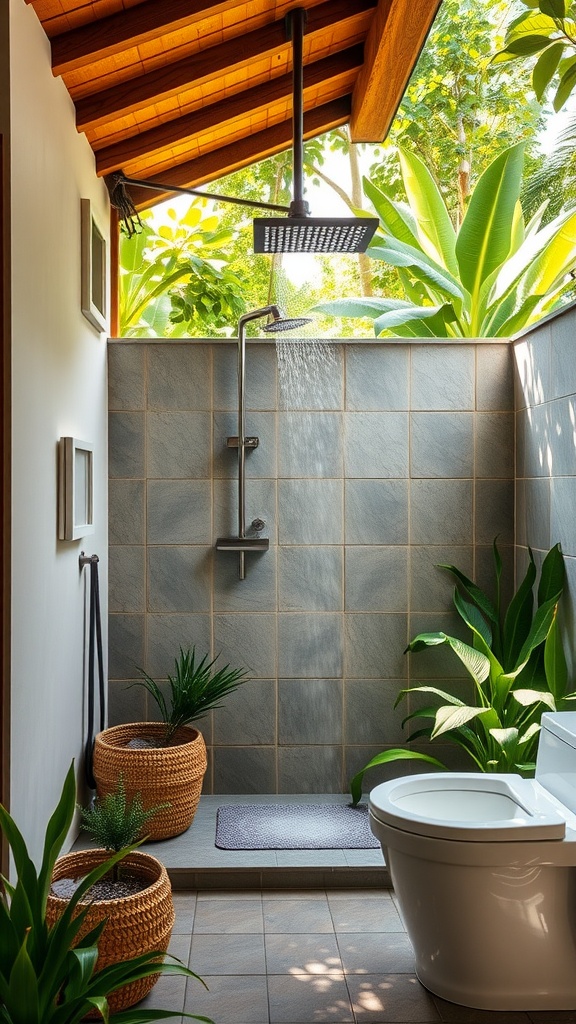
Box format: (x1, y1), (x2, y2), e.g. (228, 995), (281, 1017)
(80, 198), (107, 332)
(58, 437), (95, 541)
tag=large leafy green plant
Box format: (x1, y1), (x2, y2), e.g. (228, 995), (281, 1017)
(350, 543), (575, 805)
(315, 142), (576, 338)
(120, 201), (246, 337)
(0, 762), (210, 1023)
(495, 0), (576, 112)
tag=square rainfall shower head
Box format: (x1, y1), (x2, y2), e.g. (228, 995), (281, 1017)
(253, 216), (378, 254)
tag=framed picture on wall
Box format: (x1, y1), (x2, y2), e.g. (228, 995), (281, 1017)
(80, 198), (107, 332)
(58, 437), (95, 541)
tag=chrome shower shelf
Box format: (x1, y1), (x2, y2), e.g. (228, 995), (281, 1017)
(216, 537), (270, 552)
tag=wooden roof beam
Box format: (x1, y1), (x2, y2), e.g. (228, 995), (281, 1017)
(50, 0), (236, 76)
(350, 0), (442, 142)
(75, 0), (376, 132)
(95, 45), (364, 177)
(117, 96), (352, 210)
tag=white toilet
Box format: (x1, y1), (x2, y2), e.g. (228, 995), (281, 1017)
(369, 712), (576, 1011)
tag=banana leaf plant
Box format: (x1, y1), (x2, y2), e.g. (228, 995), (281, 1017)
(350, 542), (575, 806)
(0, 762), (212, 1023)
(315, 142), (576, 338)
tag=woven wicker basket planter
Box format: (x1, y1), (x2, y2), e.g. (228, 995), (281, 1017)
(46, 848), (174, 1013)
(93, 723), (207, 840)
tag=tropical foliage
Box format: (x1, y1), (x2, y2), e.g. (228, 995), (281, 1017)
(315, 142), (576, 338)
(119, 200), (246, 337)
(136, 647), (250, 746)
(0, 762), (210, 1023)
(496, 0), (576, 113)
(377, 0), (543, 223)
(350, 543), (574, 806)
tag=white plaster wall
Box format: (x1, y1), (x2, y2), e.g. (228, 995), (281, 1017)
(9, 0), (109, 862)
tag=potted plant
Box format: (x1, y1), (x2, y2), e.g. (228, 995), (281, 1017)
(0, 762), (209, 1023)
(350, 542), (576, 805)
(93, 646), (249, 839)
(47, 776), (173, 1013)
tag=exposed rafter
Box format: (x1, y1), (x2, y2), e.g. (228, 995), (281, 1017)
(95, 46), (363, 177)
(27, 0), (443, 208)
(350, 0), (442, 141)
(50, 0), (236, 76)
(74, 0), (375, 133)
(118, 97), (352, 210)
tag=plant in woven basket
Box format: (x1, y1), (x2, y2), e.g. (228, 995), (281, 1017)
(136, 645), (250, 746)
(0, 761), (211, 1023)
(80, 775), (169, 880)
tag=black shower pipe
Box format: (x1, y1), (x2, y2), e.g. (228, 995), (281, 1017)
(114, 173), (291, 214)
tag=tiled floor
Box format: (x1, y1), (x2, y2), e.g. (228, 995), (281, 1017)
(138, 888), (576, 1024)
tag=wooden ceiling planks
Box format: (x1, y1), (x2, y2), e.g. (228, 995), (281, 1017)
(28, 0), (442, 210)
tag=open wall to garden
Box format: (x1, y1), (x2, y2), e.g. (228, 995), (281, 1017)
(107, 339), (515, 794)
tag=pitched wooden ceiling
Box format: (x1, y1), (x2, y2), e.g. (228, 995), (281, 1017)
(28, 0), (442, 211)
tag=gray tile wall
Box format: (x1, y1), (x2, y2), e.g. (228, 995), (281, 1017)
(108, 339), (515, 793)
(514, 302), (576, 679)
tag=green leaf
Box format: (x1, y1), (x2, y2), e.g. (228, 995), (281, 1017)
(38, 761), (76, 913)
(349, 749), (446, 806)
(514, 595), (562, 672)
(436, 564), (499, 624)
(554, 59), (576, 107)
(505, 34), (557, 55)
(511, 688), (556, 709)
(532, 40), (565, 99)
(502, 551), (536, 668)
(312, 297), (416, 320)
(362, 177), (420, 247)
(407, 632), (491, 688)
(373, 303), (452, 335)
(453, 587), (493, 647)
(398, 149), (458, 276)
(63, 947), (99, 1000)
(8, 935), (39, 1024)
(540, 0), (569, 14)
(398, 684), (467, 707)
(455, 143), (525, 333)
(544, 607), (569, 700)
(365, 239), (464, 300)
(431, 705), (492, 738)
(489, 727), (519, 752)
(538, 543), (565, 605)
(505, 11), (559, 43)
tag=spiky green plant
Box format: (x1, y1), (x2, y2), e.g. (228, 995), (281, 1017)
(0, 762), (212, 1023)
(80, 777), (168, 880)
(136, 646), (250, 746)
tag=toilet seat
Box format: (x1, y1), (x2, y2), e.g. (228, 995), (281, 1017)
(369, 772), (566, 841)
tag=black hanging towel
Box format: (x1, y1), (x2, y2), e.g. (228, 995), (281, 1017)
(81, 553), (106, 789)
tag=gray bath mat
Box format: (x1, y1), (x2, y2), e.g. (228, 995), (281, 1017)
(215, 803), (380, 850)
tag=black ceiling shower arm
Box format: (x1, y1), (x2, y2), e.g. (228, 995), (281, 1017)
(109, 172), (290, 218)
(287, 7), (309, 219)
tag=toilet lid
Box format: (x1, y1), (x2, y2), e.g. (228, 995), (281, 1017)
(369, 773), (566, 841)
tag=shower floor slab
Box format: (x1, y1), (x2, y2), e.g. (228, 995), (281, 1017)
(73, 793), (389, 891)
